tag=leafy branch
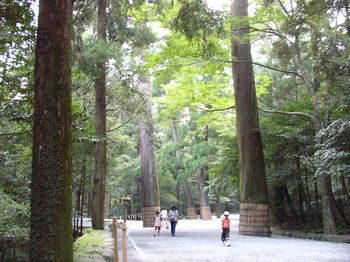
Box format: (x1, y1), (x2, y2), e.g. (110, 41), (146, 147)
(106, 118), (133, 133)
(194, 104), (314, 119)
(177, 58), (303, 78)
(259, 107), (314, 119)
(0, 131), (31, 138)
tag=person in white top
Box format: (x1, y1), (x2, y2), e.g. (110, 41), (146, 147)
(154, 211), (161, 236)
(160, 208), (169, 228)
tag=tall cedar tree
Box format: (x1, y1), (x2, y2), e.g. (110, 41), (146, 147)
(171, 121), (196, 219)
(139, 82), (160, 227)
(30, 1), (73, 261)
(92, 0), (107, 229)
(231, 0), (270, 235)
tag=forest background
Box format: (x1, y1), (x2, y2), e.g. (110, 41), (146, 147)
(1, 0), (350, 255)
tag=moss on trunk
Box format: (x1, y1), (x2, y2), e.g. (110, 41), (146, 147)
(30, 1), (73, 261)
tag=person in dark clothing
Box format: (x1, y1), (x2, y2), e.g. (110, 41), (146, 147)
(168, 206), (179, 236)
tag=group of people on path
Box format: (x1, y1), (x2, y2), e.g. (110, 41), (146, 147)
(154, 207), (231, 246)
(154, 206), (179, 237)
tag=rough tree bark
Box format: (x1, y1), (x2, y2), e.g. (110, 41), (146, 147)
(296, 154), (306, 223)
(270, 184), (287, 225)
(139, 82), (160, 227)
(293, 25), (337, 234)
(231, 0), (270, 236)
(196, 125), (211, 220)
(311, 28), (337, 234)
(196, 167), (211, 219)
(30, 1), (73, 261)
(92, 0), (107, 230)
(171, 120), (181, 202)
(171, 120), (196, 219)
(341, 176), (350, 200)
(183, 178), (196, 219)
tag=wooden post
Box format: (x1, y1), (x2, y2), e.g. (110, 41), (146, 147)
(200, 206), (211, 220)
(122, 222), (127, 262)
(113, 218), (119, 262)
(187, 207), (197, 220)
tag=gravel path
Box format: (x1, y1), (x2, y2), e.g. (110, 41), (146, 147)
(123, 215), (350, 262)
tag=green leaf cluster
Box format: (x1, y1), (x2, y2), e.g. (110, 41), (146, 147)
(0, 189), (29, 239)
(314, 118), (350, 178)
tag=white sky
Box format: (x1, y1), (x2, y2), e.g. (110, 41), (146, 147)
(207, 0), (230, 11)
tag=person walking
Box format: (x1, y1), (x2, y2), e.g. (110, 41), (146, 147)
(168, 206), (179, 236)
(154, 211), (161, 236)
(221, 211), (231, 246)
(160, 208), (169, 229)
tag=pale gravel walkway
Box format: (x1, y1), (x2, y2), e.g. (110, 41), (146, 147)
(124, 215), (350, 262)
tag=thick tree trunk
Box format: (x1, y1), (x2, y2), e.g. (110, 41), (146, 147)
(88, 190), (93, 217)
(321, 175), (337, 234)
(231, 0), (270, 236)
(293, 25), (337, 234)
(183, 178), (196, 219)
(92, 0), (107, 230)
(139, 82), (160, 227)
(30, 1), (73, 261)
(197, 167), (211, 219)
(76, 157), (86, 216)
(214, 194), (221, 218)
(345, 0), (350, 36)
(196, 125), (211, 219)
(171, 120), (196, 219)
(341, 175), (350, 200)
(80, 158), (86, 235)
(76, 190), (81, 215)
(312, 35), (337, 234)
(304, 169), (316, 223)
(296, 155), (305, 223)
(284, 185), (298, 223)
(270, 184), (287, 225)
(171, 121), (181, 203)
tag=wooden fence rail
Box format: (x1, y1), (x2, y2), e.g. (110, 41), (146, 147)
(112, 218), (128, 262)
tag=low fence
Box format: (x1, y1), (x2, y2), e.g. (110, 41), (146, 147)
(113, 214), (142, 221)
(72, 215), (84, 238)
(112, 218), (128, 262)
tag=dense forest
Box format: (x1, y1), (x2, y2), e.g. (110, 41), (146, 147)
(1, 0), (349, 260)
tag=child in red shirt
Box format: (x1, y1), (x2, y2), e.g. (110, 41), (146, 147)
(221, 211), (231, 246)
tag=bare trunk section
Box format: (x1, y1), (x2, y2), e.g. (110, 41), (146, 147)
(80, 158), (86, 235)
(87, 190), (93, 217)
(30, 1), (73, 261)
(183, 178), (197, 219)
(296, 154), (305, 223)
(321, 175), (337, 234)
(92, 0), (107, 230)
(214, 194), (221, 218)
(171, 120), (196, 218)
(341, 176), (350, 200)
(270, 184), (287, 225)
(77, 157), (87, 215)
(231, 0), (270, 236)
(197, 125), (211, 219)
(304, 168), (316, 223)
(292, 24), (337, 234)
(139, 82), (160, 227)
(284, 185), (298, 221)
(197, 167), (211, 219)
